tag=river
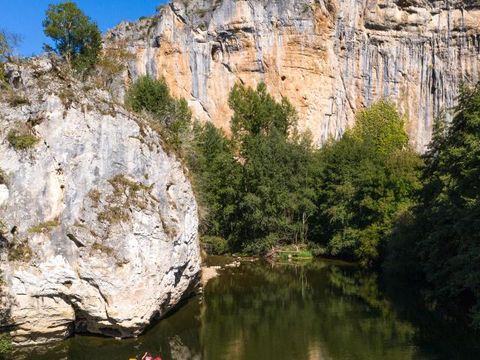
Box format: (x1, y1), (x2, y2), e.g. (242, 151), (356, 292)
(13, 257), (480, 360)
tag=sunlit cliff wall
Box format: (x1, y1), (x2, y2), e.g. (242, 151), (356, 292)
(107, 0), (480, 151)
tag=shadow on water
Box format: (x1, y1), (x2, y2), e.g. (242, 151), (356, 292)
(9, 258), (480, 360)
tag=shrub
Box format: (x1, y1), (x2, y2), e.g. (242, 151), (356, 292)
(28, 219), (60, 234)
(0, 168), (6, 185)
(0, 333), (12, 355)
(8, 93), (30, 107)
(98, 206), (130, 224)
(0, 219), (7, 235)
(91, 242), (114, 255)
(125, 76), (191, 151)
(202, 235), (229, 255)
(7, 128), (39, 150)
(8, 241), (32, 262)
(0, 64), (5, 86)
(88, 189), (101, 207)
(95, 42), (134, 88)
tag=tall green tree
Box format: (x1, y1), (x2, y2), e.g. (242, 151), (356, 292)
(229, 83), (297, 142)
(43, 1), (102, 73)
(412, 84), (480, 327)
(313, 101), (422, 266)
(190, 83), (318, 254)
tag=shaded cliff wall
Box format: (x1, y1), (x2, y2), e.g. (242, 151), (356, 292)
(107, 0), (480, 151)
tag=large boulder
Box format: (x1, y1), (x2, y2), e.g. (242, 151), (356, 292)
(0, 58), (201, 345)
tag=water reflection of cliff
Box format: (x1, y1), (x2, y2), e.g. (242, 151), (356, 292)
(11, 299), (202, 360)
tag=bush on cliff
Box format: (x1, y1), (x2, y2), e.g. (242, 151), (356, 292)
(0, 333), (12, 354)
(0, 30), (21, 86)
(125, 76), (191, 152)
(7, 128), (39, 150)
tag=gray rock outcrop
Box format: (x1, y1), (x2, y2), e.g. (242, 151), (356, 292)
(106, 0), (480, 151)
(0, 58), (201, 345)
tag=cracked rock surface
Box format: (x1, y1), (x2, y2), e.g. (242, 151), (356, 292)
(0, 58), (201, 345)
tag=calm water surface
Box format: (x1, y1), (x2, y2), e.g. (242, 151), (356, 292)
(13, 257), (480, 360)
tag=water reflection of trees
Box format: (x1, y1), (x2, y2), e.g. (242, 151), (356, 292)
(201, 260), (418, 360)
(12, 259), (480, 360)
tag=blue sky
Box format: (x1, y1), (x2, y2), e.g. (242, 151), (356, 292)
(0, 0), (165, 56)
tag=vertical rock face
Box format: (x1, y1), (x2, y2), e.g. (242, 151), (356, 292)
(0, 58), (201, 345)
(107, 0), (480, 151)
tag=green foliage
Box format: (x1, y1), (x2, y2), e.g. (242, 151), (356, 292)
(351, 100), (409, 154)
(400, 83), (480, 327)
(125, 76), (192, 151)
(202, 236), (229, 255)
(275, 244), (313, 262)
(0, 333), (12, 355)
(43, 1), (102, 73)
(189, 122), (241, 238)
(234, 130), (318, 252)
(190, 84), (318, 254)
(312, 101), (422, 267)
(7, 128), (39, 150)
(229, 83), (296, 142)
(28, 219), (60, 234)
(8, 241), (32, 262)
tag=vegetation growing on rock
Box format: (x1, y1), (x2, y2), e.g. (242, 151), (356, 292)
(97, 175), (152, 224)
(7, 128), (39, 150)
(125, 76), (191, 152)
(7, 241), (33, 262)
(28, 219), (60, 234)
(0, 168), (6, 185)
(0, 333), (12, 355)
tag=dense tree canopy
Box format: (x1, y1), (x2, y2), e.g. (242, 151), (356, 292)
(191, 83), (317, 254)
(311, 101), (422, 266)
(43, 1), (102, 73)
(229, 83), (297, 141)
(408, 84), (480, 327)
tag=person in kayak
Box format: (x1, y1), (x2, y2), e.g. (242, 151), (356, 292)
(141, 352), (162, 360)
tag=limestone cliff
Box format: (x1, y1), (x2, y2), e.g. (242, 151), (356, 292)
(0, 58), (200, 345)
(107, 0), (480, 151)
